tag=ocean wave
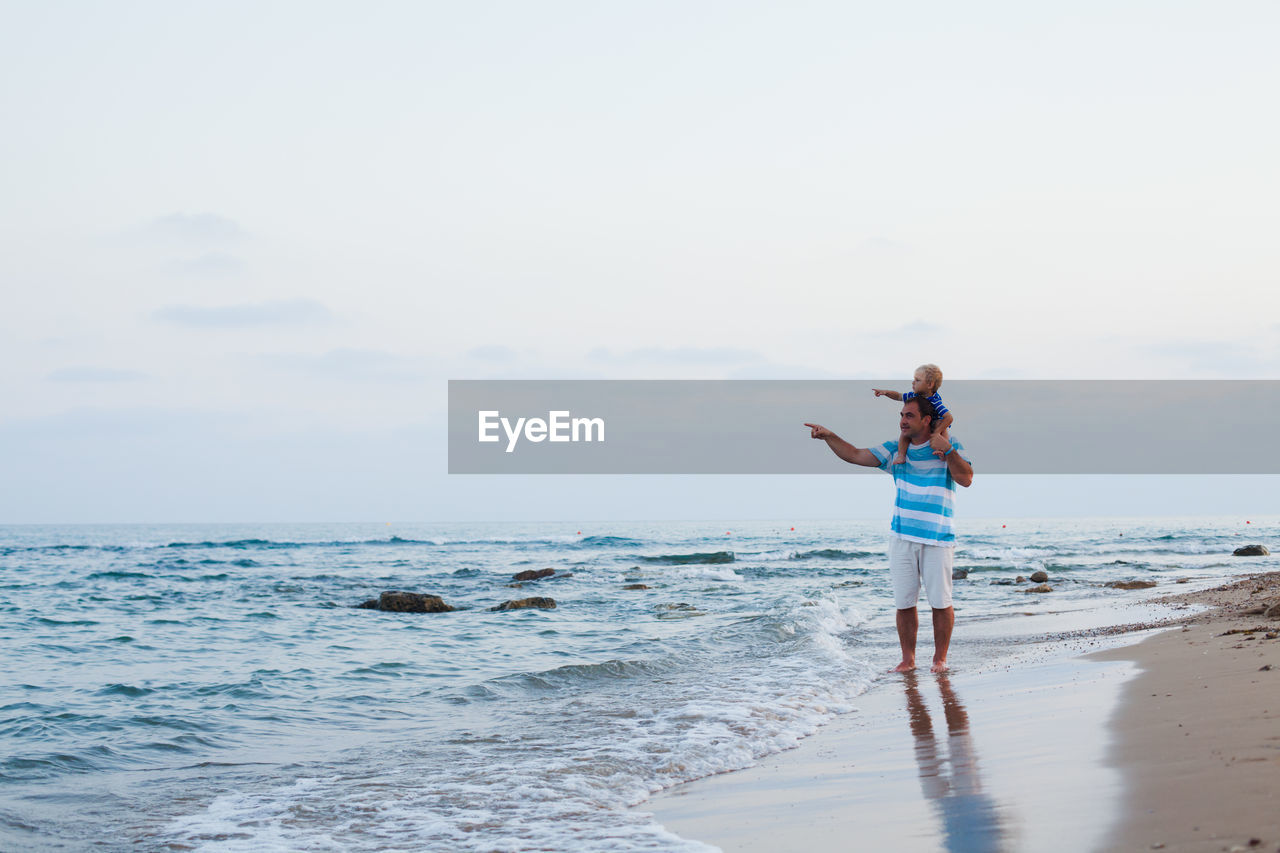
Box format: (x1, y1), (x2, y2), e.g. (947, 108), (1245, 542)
(639, 551), (735, 565)
(0, 543), (128, 555)
(86, 571), (154, 580)
(32, 617), (100, 627)
(2, 533), (662, 557)
(789, 548), (875, 561)
(159, 536), (448, 551)
(963, 546), (1058, 561)
(97, 684), (154, 698)
(159, 652), (874, 853)
(164, 538), (283, 549)
(574, 535), (646, 548)
(1, 748), (115, 779)
(493, 658), (675, 692)
(136, 734), (218, 754)
(664, 566), (741, 582)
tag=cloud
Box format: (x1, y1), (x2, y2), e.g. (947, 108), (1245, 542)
(1147, 339), (1252, 360)
(146, 212), (246, 243)
(163, 251), (246, 276)
(849, 317), (952, 340)
(858, 321), (946, 340)
(855, 236), (916, 256)
(154, 299), (332, 328)
(897, 321), (944, 335)
(1144, 338), (1278, 377)
(588, 346), (764, 365)
(973, 367), (1033, 379)
(467, 345), (518, 362)
(726, 363), (850, 379)
(453, 364), (611, 380)
(261, 348), (426, 381)
(46, 367), (147, 383)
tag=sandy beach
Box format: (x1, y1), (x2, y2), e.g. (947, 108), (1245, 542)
(1094, 570), (1280, 852)
(647, 570), (1280, 853)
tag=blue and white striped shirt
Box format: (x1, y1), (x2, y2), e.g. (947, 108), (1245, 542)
(869, 437), (970, 545)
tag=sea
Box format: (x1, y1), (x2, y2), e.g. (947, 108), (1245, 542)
(1, 517), (1274, 852)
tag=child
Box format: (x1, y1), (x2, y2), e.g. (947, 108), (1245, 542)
(872, 363), (953, 464)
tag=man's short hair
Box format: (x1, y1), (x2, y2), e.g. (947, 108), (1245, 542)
(905, 395), (937, 431)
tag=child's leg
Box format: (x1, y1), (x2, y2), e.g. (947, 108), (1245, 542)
(894, 433), (909, 464)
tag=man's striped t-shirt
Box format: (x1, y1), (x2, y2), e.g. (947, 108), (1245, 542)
(868, 437), (970, 545)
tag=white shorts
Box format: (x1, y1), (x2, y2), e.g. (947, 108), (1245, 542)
(888, 536), (954, 610)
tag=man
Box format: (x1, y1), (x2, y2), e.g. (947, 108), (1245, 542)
(804, 396), (973, 673)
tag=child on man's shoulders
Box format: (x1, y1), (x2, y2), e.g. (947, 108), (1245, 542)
(872, 363), (953, 464)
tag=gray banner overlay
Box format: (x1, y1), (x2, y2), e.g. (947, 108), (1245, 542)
(448, 380), (1280, 474)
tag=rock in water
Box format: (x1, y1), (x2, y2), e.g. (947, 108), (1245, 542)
(512, 568), (557, 581)
(491, 597), (557, 611)
(357, 591), (454, 613)
(1232, 545), (1270, 557)
(952, 568), (969, 580)
(1106, 580), (1157, 590)
(1030, 570), (1049, 583)
(1023, 584), (1053, 594)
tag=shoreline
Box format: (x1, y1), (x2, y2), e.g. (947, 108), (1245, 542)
(1091, 570), (1280, 852)
(645, 570), (1280, 853)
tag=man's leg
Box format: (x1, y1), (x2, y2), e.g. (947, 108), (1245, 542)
(919, 543), (956, 673)
(930, 606), (954, 673)
(888, 537), (922, 671)
(894, 606), (919, 672)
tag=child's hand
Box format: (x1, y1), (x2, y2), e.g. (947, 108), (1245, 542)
(872, 388), (887, 397)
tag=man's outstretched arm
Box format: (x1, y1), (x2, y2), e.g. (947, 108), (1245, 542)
(804, 423), (881, 467)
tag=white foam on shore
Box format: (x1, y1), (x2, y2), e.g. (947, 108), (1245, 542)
(160, 595), (878, 852)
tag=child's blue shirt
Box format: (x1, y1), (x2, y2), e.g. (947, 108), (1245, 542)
(902, 390), (949, 418)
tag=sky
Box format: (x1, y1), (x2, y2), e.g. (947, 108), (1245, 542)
(2, 1), (1278, 523)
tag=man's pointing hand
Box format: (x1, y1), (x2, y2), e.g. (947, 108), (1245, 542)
(804, 423), (834, 440)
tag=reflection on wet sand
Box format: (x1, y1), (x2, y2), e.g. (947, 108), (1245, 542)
(904, 673), (1007, 852)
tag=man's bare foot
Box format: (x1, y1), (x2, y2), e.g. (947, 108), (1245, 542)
(930, 660), (948, 673)
(891, 660), (915, 673)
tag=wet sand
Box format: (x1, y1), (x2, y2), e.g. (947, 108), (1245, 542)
(645, 571), (1280, 853)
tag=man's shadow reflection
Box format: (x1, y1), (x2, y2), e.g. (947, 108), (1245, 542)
(903, 672), (1006, 853)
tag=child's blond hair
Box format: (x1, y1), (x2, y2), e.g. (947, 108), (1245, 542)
(917, 363), (943, 394)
